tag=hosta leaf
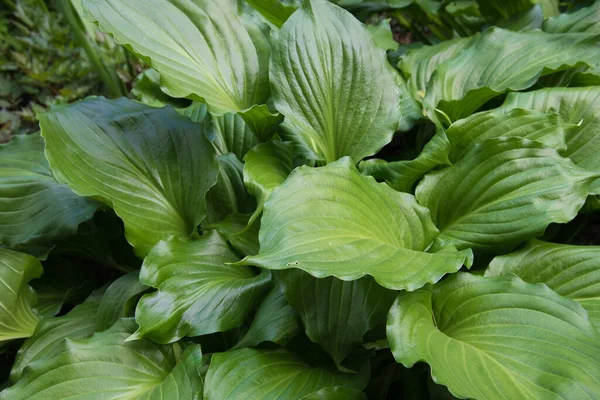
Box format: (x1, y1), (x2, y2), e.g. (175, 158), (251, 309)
(1, 319), (204, 400)
(544, 1), (600, 33)
(486, 239), (600, 330)
(205, 153), (256, 225)
(234, 287), (300, 349)
(211, 113), (258, 160)
(239, 157), (472, 291)
(132, 231), (271, 343)
(0, 249), (42, 342)
(425, 28), (600, 121)
(243, 141), (294, 226)
(416, 137), (596, 253)
(270, 0), (402, 162)
(0, 133), (100, 248)
(276, 269), (396, 366)
(132, 68), (192, 108)
(10, 293), (101, 382)
(204, 348), (369, 400)
(214, 213), (260, 256)
(366, 18), (398, 51)
(498, 87), (600, 194)
(84, 0), (270, 114)
(387, 273), (600, 400)
(300, 387), (366, 400)
(39, 97), (218, 257)
(96, 271), (149, 332)
(360, 108), (570, 191)
(246, 0), (296, 28)
(399, 35), (476, 101)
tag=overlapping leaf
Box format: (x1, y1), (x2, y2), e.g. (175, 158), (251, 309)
(10, 292), (101, 382)
(544, 1), (600, 33)
(239, 157), (472, 291)
(270, 0), (402, 162)
(0, 133), (100, 248)
(204, 348), (369, 400)
(486, 239), (600, 330)
(132, 231), (271, 343)
(84, 0), (270, 114)
(276, 269), (396, 366)
(0, 249), (41, 342)
(499, 87), (600, 194)
(96, 271), (149, 332)
(361, 108), (571, 191)
(423, 27), (600, 120)
(387, 273), (600, 400)
(416, 137), (596, 253)
(39, 97), (218, 256)
(1, 319), (204, 400)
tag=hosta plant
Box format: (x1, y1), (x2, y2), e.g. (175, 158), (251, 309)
(2, 0), (600, 399)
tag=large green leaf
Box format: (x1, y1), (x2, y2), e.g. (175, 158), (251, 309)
(96, 271), (149, 332)
(424, 27), (600, 121)
(204, 348), (369, 400)
(486, 239), (600, 330)
(39, 97), (218, 257)
(0, 133), (100, 248)
(270, 0), (402, 162)
(399, 35), (476, 102)
(211, 113), (259, 160)
(1, 319), (204, 400)
(0, 249), (41, 342)
(132, 231), (271, 343)
(544, 1), (600, 33)
(205, 153), (256, 225)
(83, 0), (270, 114)
(276, 269), (396, 366)
(300, 387), (366, 400)
(498, 87), (600, 194)
(387, 273), (600, 400)
(239, 157), (472, 291)
(234, 287), (300, 349)
(416, 137), (596, 253)
(10, 292), (101, 382)
(214, 212), (260, 256)
(360, 108), (570, 191)
(243, 141), (294, 226)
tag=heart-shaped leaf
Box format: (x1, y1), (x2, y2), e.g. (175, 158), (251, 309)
(387, 273), (600, 400)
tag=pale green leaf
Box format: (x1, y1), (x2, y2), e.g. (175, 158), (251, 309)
(424, 28), (600, 121)
(387, 273), (600, 400)
(366, 18), (398, 51)
(498, 87), (600, 194)
(96, 271), (149, 332)
(0, 249), (41, 342)
(0, 133), (100, 248)
(239, 157), (472, 291)
(204, 348), (369, 400)
(243, 141), (294, 226)
(486, 239), (600, 330)
(234, 286), (300, 349)
(276, 269), (396, 366)
(132, 231), (271, 343)
(360, 108), (571, 191)
(246, 0), (296, 28)
(83, 0), (270, 114)
(39, 97), (218, 257)
(416, 137), (596, 253)
(132, 68), (192, 108)
(10, 293), (101, 382)
(211, 113), (258, 160)
(1, 319), (204, 400)
(270, 0), (402, 162)
(544, 1), (600, 33)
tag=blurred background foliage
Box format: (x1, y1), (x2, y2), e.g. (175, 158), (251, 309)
(0, 0), (142, 141)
